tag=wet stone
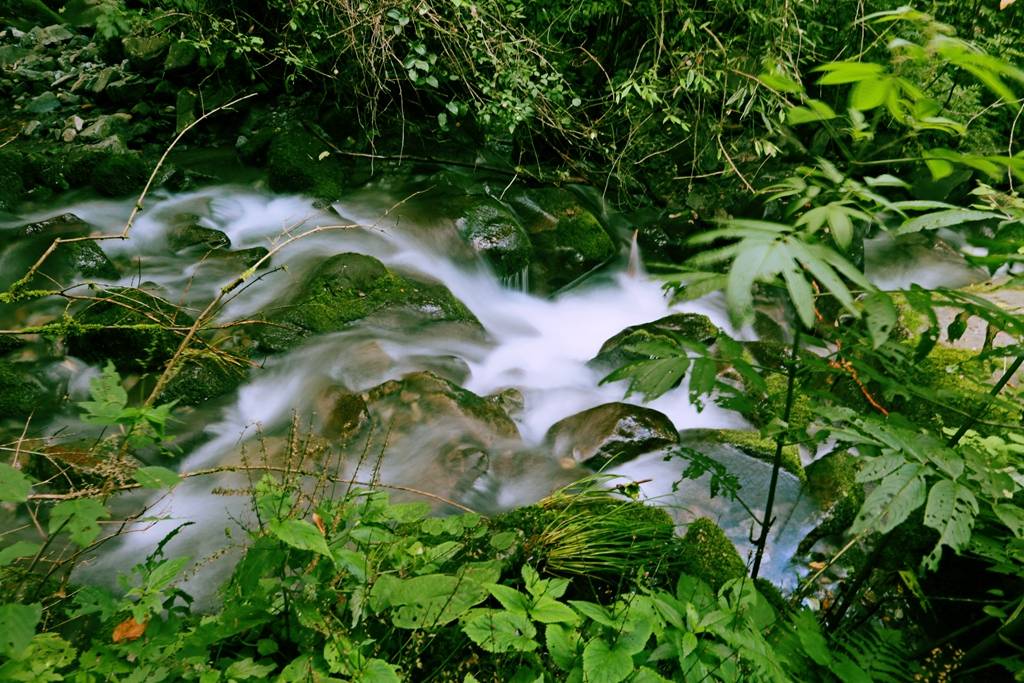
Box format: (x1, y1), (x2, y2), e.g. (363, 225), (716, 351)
(544, 402), (680, 467)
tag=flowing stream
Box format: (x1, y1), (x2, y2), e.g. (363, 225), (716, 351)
(9, 179), (830, 595)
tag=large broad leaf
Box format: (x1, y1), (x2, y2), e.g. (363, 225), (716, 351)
(268, 519), (332, 560)
(0, 602), (41, 659)
(852, 463), (927, 535)
(815, 61), (886, 84)
(0, 463), (32, 503)
(546, 623), (582, 671)
(461, 609), (537, 653)
(863, 292), (898, 348)
(896, 209), (1002, 235)
(582, 637), (634, 683)
(993, 504), (1024, 539)
(850, 76), (891, 110)
(922, 480), (979, 570)
(49, 499), (109, 547)
(794, 610), (831, 666)
(373, 563), (498, 629)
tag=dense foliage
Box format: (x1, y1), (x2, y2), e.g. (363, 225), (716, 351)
(1, 0), (1023, 681)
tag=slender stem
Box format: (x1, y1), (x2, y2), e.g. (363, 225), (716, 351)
(750, 327), (802, 580)
(947, 355), (1024, 448)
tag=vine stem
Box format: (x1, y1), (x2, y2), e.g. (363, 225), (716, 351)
(750, 326), (802, 580)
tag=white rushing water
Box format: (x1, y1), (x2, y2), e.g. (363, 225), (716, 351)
(25, 183), (821, 593)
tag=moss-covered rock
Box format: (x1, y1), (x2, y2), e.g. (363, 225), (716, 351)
(255, 253), (478, 352)
(166, 221), (231, 251)
(590, 312), (720, 371)
(91, 153), (148, 198)
(0, 214), (118, 291)
(544, 402), (680, 468)
(66, 287), (192, 372)
(157, 350), (250, 407)
(676, 517), (747, 592)
(798, 450), (864, 554)
(680, 428), (804, 481)
(0, 360), (53, 420)
(508, 187), (615, 293)
(266, 124), (369, 199)
(455, 198), (532, 277)
(0, 150), (26, 211)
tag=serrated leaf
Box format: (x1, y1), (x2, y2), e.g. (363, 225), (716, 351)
(0, 541), (40, 567)
(356, 659), (401, 682)
(546, 623), (582, 670)
(582, 638), (634, 683)
(462, 609), (537, 653)
(531, 596), (579, 624)
(993, 504), (1024, 538)
(852, 463), (927, 535)
(79, 362), (128, 425)
(0, 463), (32, 503)
(225, 657), (277, 679)
(50, 498), (109, 547)
(794, 610), (831, 665)
(268, 519), (332, 559)
(922, 480), (979, 570)
(487, 583), (530, 615)
(133, 466), (181, 489)
(0, 602), (41, 658)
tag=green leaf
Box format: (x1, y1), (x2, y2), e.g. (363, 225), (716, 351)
(569, 601), (617, 628)
(487, 584), (530, 615)
(922, 480), (979, 570)
(462, 609), (537, 653)
(268, 519), (332, 559)
(827, 205), (855, 250)
(546, 623), (582, 670)
(145, 556), (189, 592)
(863, 292), (897, 348)
(0, 541), (40, 567)
(50, 498), (109, 547)
(782, 260), (816, 328)
(852, 463), (927, 535)
(758, 72), (803, 93)
(133, 466), (181, 489)
(787, 100), (837, 124)
(850, 76), (891, 110)
(993, 504), (1024, 539)
(582, 638), (634, 683)
(79, 361), (128, 425)
(896, 209), (1002, 235)
(0, 463), (32, 503)
(726, 241), (779, 327)
(225, 658), (277, 679)
(815, 61), (885, 84)
(0, 603), (41, 659)
(355, 659), (401, 683)
(531, 596), (579, 624)
(794, 610), (831, 666)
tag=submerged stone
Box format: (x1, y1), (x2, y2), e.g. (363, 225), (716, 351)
(679, 428), (804, 481)
(166, 221), (231, 251)
(157, 350), (250, 407)
(798, 450), (864, 554)
(454, 198), (532, 278)
(591, 312), (720, 371)
(544, 401), (679, 468)
(254, 252), (478, 352)
(508, 187), (615, 293)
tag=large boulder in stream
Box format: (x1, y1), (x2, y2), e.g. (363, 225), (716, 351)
(266, 125), (371, 199)
(454, 198), (532, 278)
(0, 213), (118, 291)
(507, 187), (615, 293)
(0, 359), (55, 420)
(253, 253), (479, 352)
(544, 402), (679, 468)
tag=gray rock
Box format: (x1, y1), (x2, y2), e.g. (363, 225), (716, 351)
(544, 402), (680, 467)
(122, 35), (171, 66)
(25, 90), (59, 113)
(79, 113), (131, 141)
(28, 24), (73, 47)
(455, 198), (532, 278)
(164, 40), (197, 71)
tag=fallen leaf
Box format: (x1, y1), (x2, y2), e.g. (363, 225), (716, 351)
(312, 512), (326, 535)
(1001, 0), (1016, 9)
(112, 617), (148, 643)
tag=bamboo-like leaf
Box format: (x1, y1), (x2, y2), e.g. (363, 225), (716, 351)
(896, 209), (1001, 235)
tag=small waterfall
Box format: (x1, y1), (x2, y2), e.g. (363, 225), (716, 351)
(626, 229), (643, 278)
(500, 265), (530, 292)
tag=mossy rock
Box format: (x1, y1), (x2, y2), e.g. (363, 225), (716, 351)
(90, 153), (148, 198)
(266, 124), (370, 199)
(590, 312), (720, 371)
(798, 450), (864, 554)
(675, 517), (747, 592)
(544, 402), (680, 468)
(157, 351), (250, 407)
(66, 287), (192, 372)
(508, 187), (615, 293)
(0, 360), (53, 420)
(166, 222), (231, 251)
(680, 428), (805, 481)
(1, 214), (118, 291)
(255, 253), (478, 352)
(0, 150), (26, 211)
(454, 198), (532, 278)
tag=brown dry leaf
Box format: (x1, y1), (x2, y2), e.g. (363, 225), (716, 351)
(312, 512), (326, 535)
(112, 617), (148, 643)
(1002, 0), (1016, 10)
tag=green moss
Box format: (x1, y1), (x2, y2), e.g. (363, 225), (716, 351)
(157, 351), (249, 406)
(0, 360), (52, 420)
(66, 288), (191, 372)
(0, 150), (26, 211)
(91, 154), (148, 198)
(798, 450), (865, 553)
(456, 199), (532, 277)
(258, 253), (477, 352)
(699, 428), (804, 481)
(676, 517), (747, 592)
(266, 125), (369, 199)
